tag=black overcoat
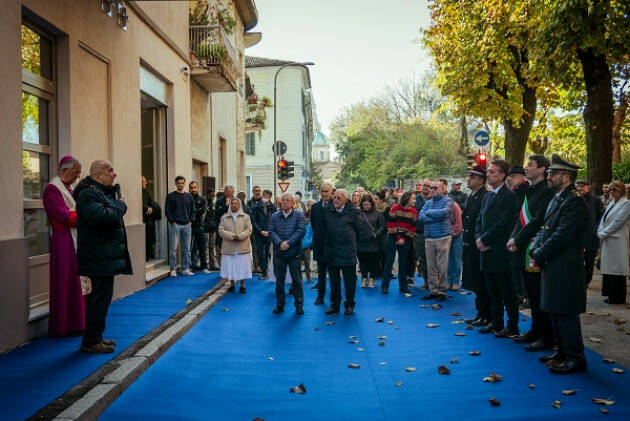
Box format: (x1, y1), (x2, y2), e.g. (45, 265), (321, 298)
(310, 200), (329, 261)
(461, 187), (486, 292)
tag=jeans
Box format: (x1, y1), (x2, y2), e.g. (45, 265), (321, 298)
(426, 236), (451, 296)
(206, 232), (218, 268)
(447, 233), (463, 285)
(329, 264), (357, 309)
(169, 222), (192, 271)
(82, 275), (114, 346)
(381, 234), (411, 291)
(255, 234), (271, 276)
(190, 226), (207, 270)
(274, 255), (303, 308)
(302, 247), (312, 280)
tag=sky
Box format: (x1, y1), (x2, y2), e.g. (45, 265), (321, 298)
(246, 0), (433, 136)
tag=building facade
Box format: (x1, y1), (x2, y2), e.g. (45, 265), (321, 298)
(243, 56), (314, 199)
(0, 0), (258, 352)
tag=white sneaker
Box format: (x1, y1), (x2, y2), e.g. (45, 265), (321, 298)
(182, 269), (194, 276)
(170, 271), (177, 277)
(202, 269), (211, 274)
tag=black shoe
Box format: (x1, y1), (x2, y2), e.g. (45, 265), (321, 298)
(295, 307), (304, 315)
(471, 318), (489, 327)
(464, 314), (481, 324)
(314, 297), (324, 305)
(239, 286), (246, 294)
(549, 359), (587, 374)
(310, 285), (319, 290)
(513, 331), (536, 343)
(381, 289), (389, 294)
(272, 306), (284, 314)
(494, 327), (519, 338)
(228, 285), (235, 293)
(344, 307), (354, 316)
(539, 351), (564, 364)
(525, 339), (553, 352)
(479, 323), (502, 334)
(422, 293), (435, 300)
(325, 307), (339, 315)
(436, 294), (446, 302)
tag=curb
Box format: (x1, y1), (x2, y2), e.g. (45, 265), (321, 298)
(28, 279), (228, 421)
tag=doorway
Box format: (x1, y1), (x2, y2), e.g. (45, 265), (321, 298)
(141, 94), (167, 266)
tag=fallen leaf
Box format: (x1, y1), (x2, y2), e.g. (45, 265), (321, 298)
(616, 326), (625, 332)
(348, 340), (359, 344)
(601, 408), (609, 414)
(589, 337), (603, 343)
(186, 299), (193, 304)
(612, 368), (625, 374)
(521, 317), (527, 322)
(455, 332), (467, 336)
(438, 365), (450, 375)
(268, 356), (274, 361)
(348, 363), (360, 369)
(587, 311), (595, 315)
(395, 381), (403, 387)
(488, 397), (500, 406)
(349, 335), (358, 339)
(448, 295), (455, 299)
(450, 357), (459, 364)
(603, 358), (615, 364)
(458, 290), (472, 295)
(290, 383), (306, 394)
(529, 384), (536, 389)
(614, 318), (626, 325)
(325, 321), (335, 326)
(379, 335), (388, 339)
(465, 325), (475, 330)
(483, 373), (503, 382)
(253, 418), (264, 421)
(592, 398), (615, 406)
(395, 327), (400, 330)
(314, 327), (321, 331)
(406, 367), (417, 372)
(431, 304), (442, 310)
(388, 320), (395, 325)
(419, 304), (429, 309)
(452, 312), (462, 316)
(552, 400), (562, 409)
(379, 341), (386, 347)
(357, 347), (365, 352)
(222, 308), (229, 312)
(562, 390), (577, 396)
(426, 323), (440, 328)
(451, 320), (465, 324)
(379, 362), (387, 366)
(404, 293), (413, 298)
(469, 350), (481, 356)
(374, 317), (385, 323)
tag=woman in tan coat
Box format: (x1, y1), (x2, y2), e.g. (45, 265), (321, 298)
(218, 198), (253, 293)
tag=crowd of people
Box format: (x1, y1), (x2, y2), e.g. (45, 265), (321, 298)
(42, 152), (630, 365)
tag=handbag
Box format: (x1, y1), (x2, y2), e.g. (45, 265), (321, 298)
(361, 211), (377, 238)
(81, 276), (92, 295)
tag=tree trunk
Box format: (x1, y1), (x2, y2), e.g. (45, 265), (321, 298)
(578, 49), (613, 195)
(612, 96), (628, 164)
(503, 84), (537, 166)
(460, 114), (468, 154)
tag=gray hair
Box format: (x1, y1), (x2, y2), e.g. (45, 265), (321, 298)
(59, 157), (81, 171)
(89, 160), (111, 178)
(334, 189), (348, 200)
(224, 185), (234, 193)
(321, 182), (333, 190)
(281, 192), (295, 202)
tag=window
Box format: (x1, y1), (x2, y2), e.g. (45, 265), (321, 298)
(320, 151), (324, 161)
(22, 23), (55, 257)
(246, 132), (255, 156)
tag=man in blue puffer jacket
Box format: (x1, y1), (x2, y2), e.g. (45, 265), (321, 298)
(269, 193), (306, 315)
(418, 180), (453, 301)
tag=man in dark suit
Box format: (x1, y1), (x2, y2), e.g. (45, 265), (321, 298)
(310, 183), (333, 305)
(475, 160), (519, 337)
(508, 155), (555, 351)
(462, 166), (490, 326)
(532, 155), (588, 374)
(575, 179), (605, 287)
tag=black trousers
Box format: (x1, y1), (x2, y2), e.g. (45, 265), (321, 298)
(414, 233), (427, 281)
(329, 264), (357, 310)
(145, 221), (156, 261)
(475, 288), (491, 320)
(602, 274), (627, 304)
(255, 235), (271, 276)
(357, 251), (380, 280)
(551, 312), (585, 360)
(274, 255), (303, 308)
(584, 249), (597, 287)
(381, 235), (411, 291)
(82, 275), (114, 346)
(315, 259), (328, 299)
(407, 239), (417, 281)
(191, 226), (208, 269)
(522, 270), (553, 342)
(484, 271), (519, 331)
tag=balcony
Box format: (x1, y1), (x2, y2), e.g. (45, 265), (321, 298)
(245, 95), (272, 134)
(189, 25), (241, 92)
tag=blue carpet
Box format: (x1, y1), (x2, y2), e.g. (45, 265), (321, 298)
(100, 276), (630, 421)
(0, 272), (221, 420)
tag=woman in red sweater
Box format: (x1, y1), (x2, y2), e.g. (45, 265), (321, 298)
(381, 191), (418, 293)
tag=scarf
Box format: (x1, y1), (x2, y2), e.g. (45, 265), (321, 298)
(50, 176), (78, 250)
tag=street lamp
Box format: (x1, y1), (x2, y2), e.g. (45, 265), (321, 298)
(273, 61), (315, 198)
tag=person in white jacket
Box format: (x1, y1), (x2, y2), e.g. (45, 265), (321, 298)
(597, 180), (630, 304)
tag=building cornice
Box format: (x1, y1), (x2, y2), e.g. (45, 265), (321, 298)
(235, 0), (258, 31)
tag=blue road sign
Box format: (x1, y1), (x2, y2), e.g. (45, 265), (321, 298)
(473, 129), (490, 147)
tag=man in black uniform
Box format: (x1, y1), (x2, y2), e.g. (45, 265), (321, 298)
(311, 183), (333, 305)
(189, 181), (209, 273)
(462, 166), (490, 326)
(531, 155), (588, 374)
(575, 179), (604, 287)
(507, 155), (555, 351)
(476, 160), (519, 337)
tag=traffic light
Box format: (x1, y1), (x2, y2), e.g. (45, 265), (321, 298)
(286, 161), (295, 179)
(277, 158), (289, 180)
(475, 151), (487, 170)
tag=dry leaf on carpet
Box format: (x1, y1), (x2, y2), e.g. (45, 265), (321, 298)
(438, 365), (450, 375)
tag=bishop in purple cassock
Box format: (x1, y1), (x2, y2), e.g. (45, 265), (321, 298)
(43, 156), (86, 336)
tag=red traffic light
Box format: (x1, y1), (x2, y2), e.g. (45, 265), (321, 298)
(278, 159), (287, 168)
(478, 153), (486, 162)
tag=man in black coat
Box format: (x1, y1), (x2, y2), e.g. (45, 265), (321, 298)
(462, 166), (490, 326)
(214, 186), (234, 264)
(475, 160), (520, 337)
(189, 181), (209, 272)
(204, 189), (219, 270)
(507, 155), (555, 351)
(531, 155), (588, 374)
(142, 175), (161, 261)
(310, 183), (333, 305)
(576, 179), (604, 287)
(251, 190), (277, 279)
(323, 189), (362, 315)
(75, 160), (132, 354)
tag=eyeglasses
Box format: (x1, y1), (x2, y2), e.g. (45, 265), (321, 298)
(430, 187), (439, 190)
(423, 184), (431, 188)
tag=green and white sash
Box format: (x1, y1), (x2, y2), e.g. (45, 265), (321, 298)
(519, 196), (539, 272)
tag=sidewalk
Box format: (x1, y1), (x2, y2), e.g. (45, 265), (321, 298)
(0, 272), (222, 420)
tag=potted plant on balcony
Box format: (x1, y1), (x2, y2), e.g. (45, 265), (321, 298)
(247, 93), (258, 105)
(209, 44), (227, 62)
(217, 8), (237, 35)
(261, 96), (272, 108)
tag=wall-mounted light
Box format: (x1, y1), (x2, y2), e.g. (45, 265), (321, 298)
(101, 0), (116, 17)
(118, 5), (129, 31)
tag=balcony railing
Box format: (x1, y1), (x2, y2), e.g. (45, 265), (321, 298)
(189, 25), (241, 92)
